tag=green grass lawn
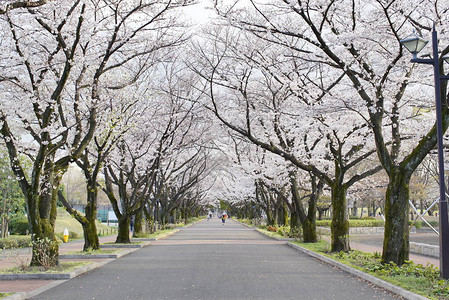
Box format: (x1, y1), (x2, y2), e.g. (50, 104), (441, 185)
(55, 207), (113, 238)
(0, 293), (14, 299)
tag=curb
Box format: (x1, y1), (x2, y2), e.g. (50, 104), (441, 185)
(59, 249), (134, 259)
(287, 242), (429, 300)
(410, 242), (439, 258)
(0, 259), (113, 280)
(3, 292), (26, 300)
(130, 228), (181, 242)
(101, 241), (151, 248)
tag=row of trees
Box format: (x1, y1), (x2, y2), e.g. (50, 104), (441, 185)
(0, 0), (220, 266)
(187, 0), (448, 266)
(0, 0), (448, 270)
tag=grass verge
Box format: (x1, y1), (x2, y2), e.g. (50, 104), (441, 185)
(132, 228), (180, 240)
(102, 241), (144, 245)
(0, 261), (91, 274)
(62, 248), (121, 255)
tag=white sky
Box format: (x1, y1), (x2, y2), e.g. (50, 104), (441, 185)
(182, 0), (216, 25)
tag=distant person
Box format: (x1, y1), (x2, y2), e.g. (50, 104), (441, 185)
(222, 213), (227, 225)
(208, 213), (212, 221)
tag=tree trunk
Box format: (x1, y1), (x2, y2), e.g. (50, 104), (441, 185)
(30, 217), (59, 267)
(302, 218), (317, 242)
(289, 171), (317, 243)
(29, 160), (61, 267)
(331, 183), (350, 252)
(81, 219), (99, 251)
(82, 182), (99, 251)
(290, 201), (299, 235)
(382, 170), (410, 265)
(282, 203), (289, 226)
(116, 217), (130, 243)
(144, 203), (156, 234)
(133, 205), (144, 237)
(1, 189), (7, 238)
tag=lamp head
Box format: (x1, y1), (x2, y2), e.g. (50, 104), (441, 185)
(400, 32), (428, 59)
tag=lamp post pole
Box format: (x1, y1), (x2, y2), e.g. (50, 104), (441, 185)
(431, 28), (449, 280)
(406, 26), (449, 278)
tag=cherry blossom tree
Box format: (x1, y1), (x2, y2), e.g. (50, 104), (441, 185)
(212, 0), (448, 264)
(0, 0), (50, 14)
(0, 0), (192, 264)
(190, 22), (382, 250)
(0, 1), (97, 265)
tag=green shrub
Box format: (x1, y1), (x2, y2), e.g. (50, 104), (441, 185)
(163, 223), (181, 229)
(316, 219), (384, 227)
(0, 237), (18, 248)
(133, 232), (150, 238)
(276, 226), (290, 237)
(421, 220), (439, 227)
(316, 220), (332, 227)
(349, 219), (384, 227)
(32, 237), (59, 270)
(16, 236), (32, 247)
(9, 217), (29, 235)
(0, 236), (31, 249)
(267, 226), (277, 232)
(55, 231), (78, 242)
(69, 231), (79, 239)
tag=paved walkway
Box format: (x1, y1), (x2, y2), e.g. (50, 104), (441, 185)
(26, 219), (400, 300)
(0, 222), (440, 299)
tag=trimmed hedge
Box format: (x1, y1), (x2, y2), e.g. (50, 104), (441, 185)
(9, 217), (29, 235)
(316, 219), (384, 227)
(0, 235), (31, 249)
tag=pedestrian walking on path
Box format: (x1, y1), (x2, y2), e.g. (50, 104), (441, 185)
(221, 213), (227, 224)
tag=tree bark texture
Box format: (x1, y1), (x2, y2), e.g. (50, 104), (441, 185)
(331, 183), (350, 252)
(289, 172), (317, 243)
(116, 217), (131, 243)
(382, 170), (411, 265)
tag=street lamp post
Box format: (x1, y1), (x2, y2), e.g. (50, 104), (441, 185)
(400, 25), (449, 279)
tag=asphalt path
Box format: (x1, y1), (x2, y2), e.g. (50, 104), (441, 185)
(31, 219), (401, 300)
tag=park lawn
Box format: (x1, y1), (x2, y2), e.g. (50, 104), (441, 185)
(55, 207), (113, 238)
